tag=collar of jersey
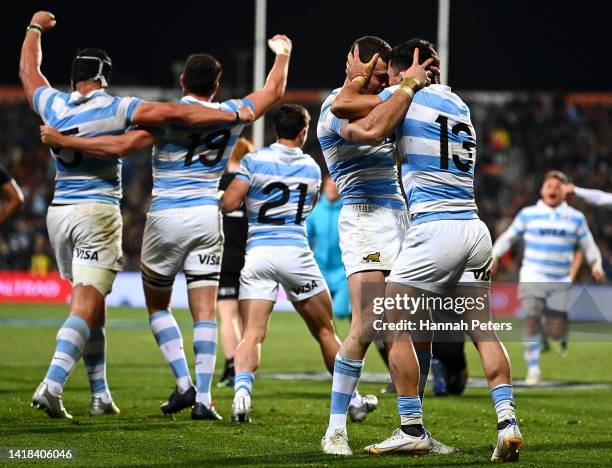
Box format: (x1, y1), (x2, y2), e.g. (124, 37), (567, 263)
(69, 88), (106, 105)
(271, 142), (302, 154)
(537, 199), (568, 211)
(180, 95), (220, 108)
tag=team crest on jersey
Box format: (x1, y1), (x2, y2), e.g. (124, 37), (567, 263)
(198, 254), (221, 265)
(75, 248), (99, 261)
(292, 280), (318, 295)
(362, 252), (381, 263)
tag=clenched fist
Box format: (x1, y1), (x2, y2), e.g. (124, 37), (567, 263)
(30, 11), (56, 32)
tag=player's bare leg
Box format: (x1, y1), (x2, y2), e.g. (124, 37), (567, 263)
(187, 285), (222, 420)
(83, 298), (120, 416)
(33, 284), (106, 419)
(322, 271), (383, 455)
(460, 285), (522, 462)
(231, 299), (275, 422)
(293, 290), (340, 372)
(141, 265), (196, 415)
(363, 281), (433, 456)
(217, 298), (242, 387)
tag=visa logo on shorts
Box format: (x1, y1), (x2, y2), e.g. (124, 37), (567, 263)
(198, 254), (220, 265)
(362, 252), (381, 263)
(292, 280), (318, 295)
(75, 248), (99, 261)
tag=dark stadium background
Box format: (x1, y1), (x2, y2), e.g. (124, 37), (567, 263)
(1, 0), (612, 280)
(3, 0), (612, 91)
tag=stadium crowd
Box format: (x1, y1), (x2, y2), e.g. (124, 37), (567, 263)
(0, 92), (611, 280)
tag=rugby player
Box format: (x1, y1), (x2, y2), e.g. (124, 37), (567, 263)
(317, 36), (455, 456)
(40, 35), (292, 419)
(22, 10), (252, 419)
(493, 171), (604, 384)
(221, 104), (377, 423)
(331, 39), (524, 462)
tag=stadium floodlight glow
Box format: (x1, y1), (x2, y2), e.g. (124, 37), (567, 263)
(252, 0), (267, 148)
(437, 0), (450, 85)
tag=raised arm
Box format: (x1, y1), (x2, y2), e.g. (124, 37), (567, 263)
(131, 102), (254, 127)
(576, 216), (605, 281)
(19, 11), (56, 109)
(331, 46), (385, 120)
(491, 213), (527, 273)
(568, 184), (612, 209)
(40, 126), (154, 158)
(340, 80), (419, 145)
(340, 49), (433, 145)
(220, 178), (250, 213)
(244, 35), (292, 120)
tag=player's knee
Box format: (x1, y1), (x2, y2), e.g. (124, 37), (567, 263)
(72, 265), (116, 297)
(141, 266), (174, 292)
(186, 272), (219, 290)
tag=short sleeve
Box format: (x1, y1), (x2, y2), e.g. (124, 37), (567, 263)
(124, 97), (144, 125)
(511, 209), (527, 235)
(235, 154), (253, 184)
(222, 98), (255, 112)
(320, 103), (345, 135)
(32, 86), (60, 122)
(378, 85), (399, 103)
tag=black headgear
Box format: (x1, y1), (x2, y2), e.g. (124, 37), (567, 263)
(71, 48), (112, 90)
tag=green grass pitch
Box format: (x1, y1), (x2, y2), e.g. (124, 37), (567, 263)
(1, 305), (611, 466)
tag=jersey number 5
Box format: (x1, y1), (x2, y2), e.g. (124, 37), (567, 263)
(435, 115), (475, 172)
(257, 182), (308, 225)
(52, 128), (82, 168)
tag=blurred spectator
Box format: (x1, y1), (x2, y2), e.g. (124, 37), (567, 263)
(307, 176), (350, 318)
(30, 232), (51, 275)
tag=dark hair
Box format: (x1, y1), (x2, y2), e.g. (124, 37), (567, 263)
(71, 48), (112, 88)
(273, 104), (311, 140)
(182, 54), (222, 96)
(389, 38), (436, 74)
(544, 170), (568, 184)
(350, 36), (392, 63)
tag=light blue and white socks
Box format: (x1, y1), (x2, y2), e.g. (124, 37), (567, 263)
(491, 383), (516, 425)
(82, 325), (112, 403)
(193, 320), (217, 407)
(149, 310), (193, 393)
(44, 315), (90, 396)
(325, 354), (363, 438)
(234, 371), (254, 398)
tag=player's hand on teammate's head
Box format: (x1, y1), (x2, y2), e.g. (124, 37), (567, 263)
(345, 44), (379, 86)
(591, 264), (605, 282)
(30, 11), (56, 32)
(40, 125), (63, 147)
(564, 183), (576, 195)
(237, 105), (255, 124)
(399, 48), (435, 90)
(267, 35), (292, 56)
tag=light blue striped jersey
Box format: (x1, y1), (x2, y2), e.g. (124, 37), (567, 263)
(235, 143), (321, 250)
(381, 84), (478, 224)
(150, 95), (252, 212)
(499, 201), (594, 281)
(33, 86), (143, 205)
(316, 88), (406, 209)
